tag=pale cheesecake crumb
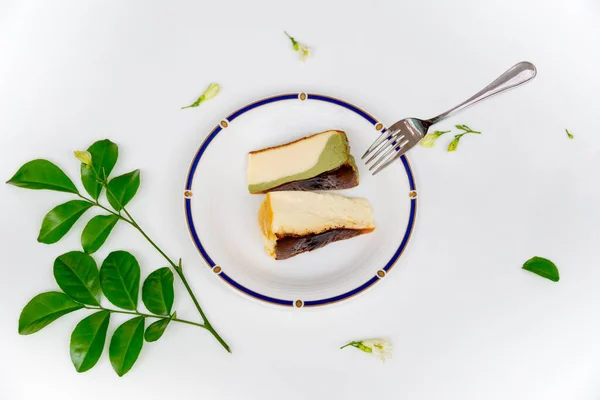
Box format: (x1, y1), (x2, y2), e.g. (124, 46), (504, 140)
(258, 191), (375, 259)
(247, 130), (359, 194)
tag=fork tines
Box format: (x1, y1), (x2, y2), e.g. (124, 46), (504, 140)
(361, 129), (408, 175)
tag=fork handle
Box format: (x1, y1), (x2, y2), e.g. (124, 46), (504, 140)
(428, 61), (537, 126)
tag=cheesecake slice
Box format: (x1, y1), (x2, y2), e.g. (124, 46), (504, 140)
(247, 130), (359, 194)
(258, 191), (375, 260)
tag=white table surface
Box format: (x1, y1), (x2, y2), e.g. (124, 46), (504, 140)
(1, 0), (600, 399)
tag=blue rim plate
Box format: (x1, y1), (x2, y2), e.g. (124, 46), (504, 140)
(184, 93), (417, 308)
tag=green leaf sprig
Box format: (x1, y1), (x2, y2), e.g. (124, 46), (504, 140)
(447, 125), (482, 152)
(522, 256), (560, 282)
(7, 139), (231, 376)
(19, 250), (203, 376)
(419, 124), (482, 152)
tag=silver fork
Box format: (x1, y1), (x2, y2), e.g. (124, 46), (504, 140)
(363, 61), (537, 175)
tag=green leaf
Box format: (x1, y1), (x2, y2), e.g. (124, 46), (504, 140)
(100, 251), (140, 310)
(106, 170), (140, 211)
(7, 159), (78, 194)
(81, 214), (119, 254)
(53, 251), (101, 306)
(522, 256), (560, 282)
(109, 316), (145, 377)
(81, 139), (119, 200)
(142, 267), (174, 315)
(70, 310), (110, 372)
(18, 292), (83, 335)
(38, 200), (93, 244)
(144, 312), (175, 342)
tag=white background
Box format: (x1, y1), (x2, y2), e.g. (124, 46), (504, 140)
(1, 0), (599, 399)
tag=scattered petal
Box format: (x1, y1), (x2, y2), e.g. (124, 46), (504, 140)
(202, 83), (220, 101)
(420, 130), (450, 148)
(182, 83), (221, 110)
(298, 44), (311, 61)
(341, 338), (392, 362)
(285, 31), (311, 61)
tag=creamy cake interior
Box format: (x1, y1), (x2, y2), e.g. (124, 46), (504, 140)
(258, 191), (375, 259)
(247, 130), (358, 194)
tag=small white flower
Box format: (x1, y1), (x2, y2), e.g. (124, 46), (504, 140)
(285, 31), (311, 62)
(341, 338), (393, 362)
(74, 150), (92, 167)
(362, 338), (393, 361)
(298, 43), (311, 61)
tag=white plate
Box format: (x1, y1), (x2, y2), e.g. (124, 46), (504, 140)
(184, 93), (417, 308)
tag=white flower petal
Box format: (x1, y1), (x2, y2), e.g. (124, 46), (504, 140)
(361, 339), (392, 361)
(202, 83), (220, 100)
(298, 44), (311, 61)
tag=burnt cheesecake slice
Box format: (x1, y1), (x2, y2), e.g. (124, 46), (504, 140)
(247, 130), (359, 194)
(258, 191), (375, 260)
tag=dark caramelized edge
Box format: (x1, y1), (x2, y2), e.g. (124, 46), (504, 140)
(274, 227), (374, 260)
(254, 163), (358, 194)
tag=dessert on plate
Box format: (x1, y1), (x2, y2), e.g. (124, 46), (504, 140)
(258, 191), (375, 260)
(247, 130), (359, 194)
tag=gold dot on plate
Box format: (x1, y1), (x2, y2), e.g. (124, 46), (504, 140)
(375, 123), (384, 131)
(220, 120), (229, 128)
(295, 300), (303, 308)
(299, 93), (307, 101)
(377, 270), (386, 278)
(184, 190), (193, 198)
(213, 266), (222, 274)
(409, 190), (418, 199)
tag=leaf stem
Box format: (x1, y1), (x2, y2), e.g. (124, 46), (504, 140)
(171, 317), (206, 329)
(173, 259), (231, 352)
(284, 31), (295, 43)
(109, 199), (230, 352)
(83, 305), (207, 329)
(77, 193), (125, 221)
(121, 208), (175, 269)
(83, 168), (231, 353)
(456, 125), (481, 135)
